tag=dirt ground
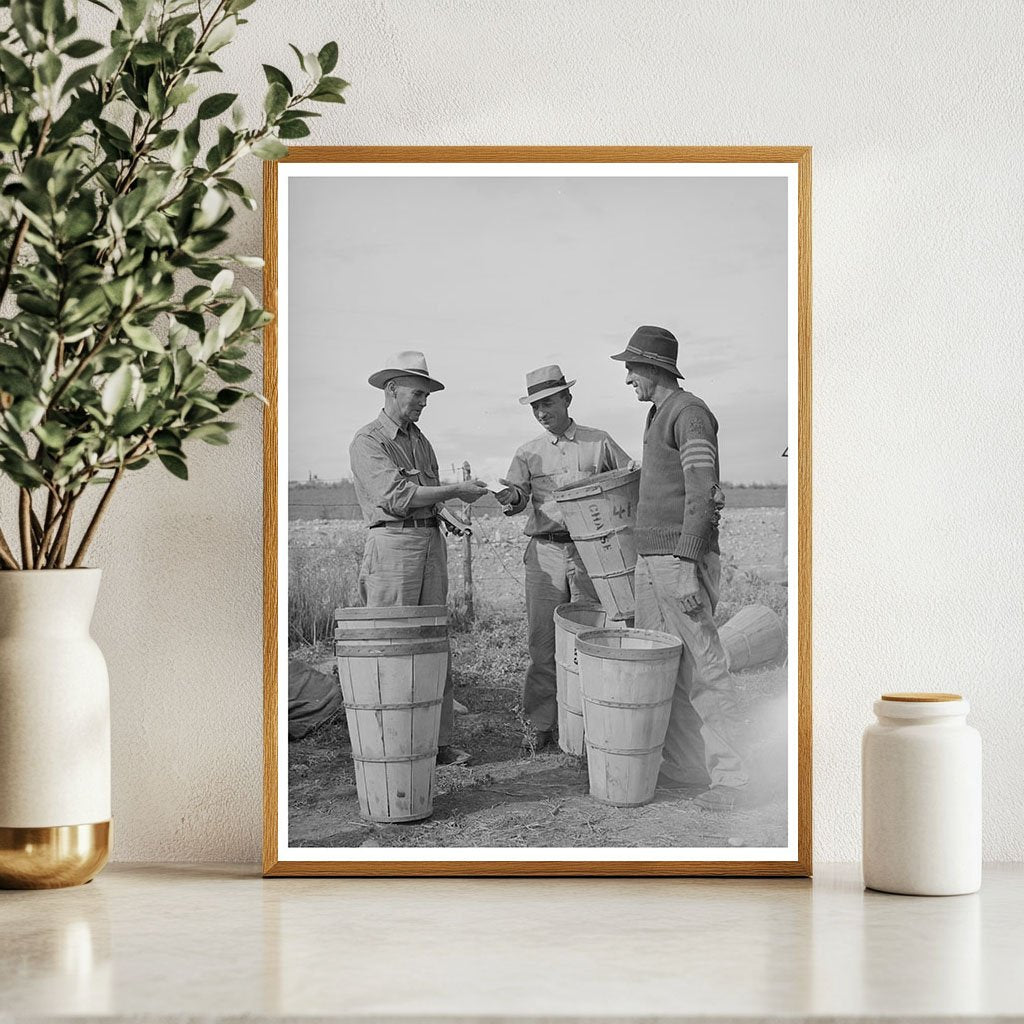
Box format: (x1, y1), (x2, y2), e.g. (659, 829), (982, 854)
(287, 506), (790, 850)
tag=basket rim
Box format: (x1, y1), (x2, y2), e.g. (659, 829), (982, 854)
(335, 604), (448, 621)
(552, 466), (640, 500)
(575, 627), (682, 661)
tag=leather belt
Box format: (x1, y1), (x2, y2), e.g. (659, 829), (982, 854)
(370, 517), (439, 530)
(533, 532), (573, 543)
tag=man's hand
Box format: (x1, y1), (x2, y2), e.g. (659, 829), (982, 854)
(494, 477), (516, 505)
(452, 479), (489, 503)
(674, 559), (703, 615)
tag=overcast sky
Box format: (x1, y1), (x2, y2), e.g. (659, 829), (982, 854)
(286, 173), (789, 485)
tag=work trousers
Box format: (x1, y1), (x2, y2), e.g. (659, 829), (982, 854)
(523, 537), (599, 732)
(357, 526), (454, 745)
(634, 553), (748, 789)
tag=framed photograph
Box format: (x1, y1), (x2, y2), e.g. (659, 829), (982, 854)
(263, 147), (811, 877)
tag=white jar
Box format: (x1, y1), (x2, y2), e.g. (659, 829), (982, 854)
(862, 692), (981, 896)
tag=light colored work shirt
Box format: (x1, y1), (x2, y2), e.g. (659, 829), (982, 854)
(349, 410), (440, 526)
(503, 420), (633, 536)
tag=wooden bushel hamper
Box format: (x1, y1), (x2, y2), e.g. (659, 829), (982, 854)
(553, 603), (608, 756)
(575, 627), (683, 807)
(719, 603), (786, 672)
(554, 468), (641, 621)
(334, 605), (448, 823)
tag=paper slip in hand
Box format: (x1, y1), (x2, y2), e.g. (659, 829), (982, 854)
(483, 480), (507, 495)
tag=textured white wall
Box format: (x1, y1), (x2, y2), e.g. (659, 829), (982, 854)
(84, 1), (1024, 863)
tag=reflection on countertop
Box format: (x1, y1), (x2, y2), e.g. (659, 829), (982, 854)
(2, 863), (1022, 1020)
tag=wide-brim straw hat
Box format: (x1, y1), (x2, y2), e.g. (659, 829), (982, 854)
(368, 350), (445, 392)
(610, 325), (684, 379)
(518, 364), (576, 405)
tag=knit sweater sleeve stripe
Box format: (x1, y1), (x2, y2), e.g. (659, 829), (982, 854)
(673, 404), (721, 561)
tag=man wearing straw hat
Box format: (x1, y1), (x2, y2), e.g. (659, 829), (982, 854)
(611, 326), (749, 811)
(350, 351), (489, 766)
(496, 365), (633, 753)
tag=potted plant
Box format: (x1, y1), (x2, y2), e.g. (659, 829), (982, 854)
(0, 0), (345, 887)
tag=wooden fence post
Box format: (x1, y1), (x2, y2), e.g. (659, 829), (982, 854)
(461, 461), (474, 621)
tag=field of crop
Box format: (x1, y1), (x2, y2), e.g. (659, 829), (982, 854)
(287, 507), (790, 850)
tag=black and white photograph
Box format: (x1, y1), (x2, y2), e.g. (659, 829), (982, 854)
(265, 149), (810, 875)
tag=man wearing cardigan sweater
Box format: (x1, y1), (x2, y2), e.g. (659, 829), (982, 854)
(611, 325), (749, 812)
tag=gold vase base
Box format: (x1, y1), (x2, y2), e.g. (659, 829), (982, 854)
(0, 821), (111, 889)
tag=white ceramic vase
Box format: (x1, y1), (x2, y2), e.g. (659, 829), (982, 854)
(862, 692), (981, 896)
(0, 569), (111, 888)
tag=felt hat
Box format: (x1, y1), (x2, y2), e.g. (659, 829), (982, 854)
(368, 350), (445, 392)
(609, 325), (684, 379)
(518, 364), (576, 405)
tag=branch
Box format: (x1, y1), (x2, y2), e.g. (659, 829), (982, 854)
(0, 527), (20, 570)
(0, 113), (52, 309)
(18, 489), (34, 569)
(46, 298), (140, 413)
(44, 491), (79, 569)
(70, 465), (124, 567)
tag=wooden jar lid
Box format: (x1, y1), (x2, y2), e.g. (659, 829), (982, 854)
(881, 692), (962, 702)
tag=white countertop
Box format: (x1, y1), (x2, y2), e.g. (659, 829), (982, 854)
(2, 863), (1022, 1022)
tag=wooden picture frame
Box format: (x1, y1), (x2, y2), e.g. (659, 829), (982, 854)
(263, 147), (812, 877)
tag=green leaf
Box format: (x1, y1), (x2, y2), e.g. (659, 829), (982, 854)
(309, 88), (346, 104)
(34, 421), (70, 449)
(198, 91), (236, 119)
(158, 452), (188, 479)
(63, 38), (104, 58)
(319, 76), (349, 93)
(38, 51), (62, 86)
(0, 455), (46, 487)
(96, 43), (128, 80)
(210, 269), (233, 294)
(203, 16), (236, 53)
(61, 62), (98, 96)
(277, 120), (310, 140)
(166, 81), (199, 107)
(251, 137), (287, 160)
(218, 296), (246, 339)
(215, 388), (247, 408)
(41, 0), (66, 32)
(132, 42), (168, 66)
(9, 399), (45, 432)
(264, 81), (288, 117)
(173, 26), (196, 65)
(226, 0), (257, 11)
(0, 49), (33, 86)
(121, 0), (154, 33)
(147, 74), (167, 117)
(189, 423), (230, 445)
(181, 365), (206, 391)
(112, 405), (151, 435)
(214, 362), (251, 383)
(262, 64), (292, 95)
(318, 41), (339, 75)
(101, 364), (133, 414)
(123, 322), (164, 353)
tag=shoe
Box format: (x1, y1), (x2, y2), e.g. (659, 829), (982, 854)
(520, 729), (553, 753)
(453, 700), (469, 715)
(693, 786), (744, 811)
(655, 772), (707, 793)
(435, 745), (471, 767)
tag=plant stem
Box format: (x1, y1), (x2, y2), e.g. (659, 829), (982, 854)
(0, 528), (19, 570)
(0, 113), (52, 309)
(71, 466), (124, 568)
(46, 299), (139, 413)
(45, 491), (79, 569)
(18, 489), (34, 569)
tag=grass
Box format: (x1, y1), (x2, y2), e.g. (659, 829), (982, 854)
(286, 507), (790, 849)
